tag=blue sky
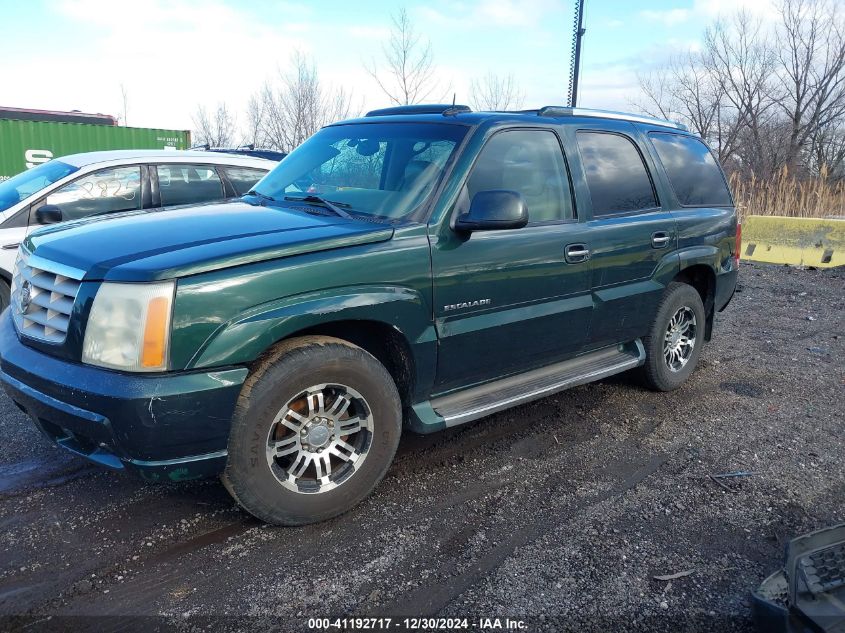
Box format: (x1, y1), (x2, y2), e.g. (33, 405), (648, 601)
(0, 0), (775, 132)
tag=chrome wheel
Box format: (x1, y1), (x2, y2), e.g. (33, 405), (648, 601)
(663, 306), (697, 372)
(266, 383), (373, 494)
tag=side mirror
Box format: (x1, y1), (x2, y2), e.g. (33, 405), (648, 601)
(455, 190), (528, 232)
(35, 204), (63, 225)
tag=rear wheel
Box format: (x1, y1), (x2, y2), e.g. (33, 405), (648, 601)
(640, 282), (705, 391)
(222, 336), (402, 526)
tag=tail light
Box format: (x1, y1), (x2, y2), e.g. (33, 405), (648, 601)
(735, 223), (742, 265)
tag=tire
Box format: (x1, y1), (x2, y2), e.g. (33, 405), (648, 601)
(0, 279), (9, 313)
(222, 335), (402, 526)
(640, 282), (706, 392)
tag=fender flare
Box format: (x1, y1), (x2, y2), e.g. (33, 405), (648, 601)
(187, 285), (436, 370)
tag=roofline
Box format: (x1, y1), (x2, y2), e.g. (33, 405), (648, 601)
(348, 103), (688, 131)
(535, 106), (688, 131)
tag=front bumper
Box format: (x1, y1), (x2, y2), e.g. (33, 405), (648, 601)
(0, 313), (248, 481)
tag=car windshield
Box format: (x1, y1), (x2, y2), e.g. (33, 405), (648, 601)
(0, 160), (79, 213)
(252, 122), (467, 221)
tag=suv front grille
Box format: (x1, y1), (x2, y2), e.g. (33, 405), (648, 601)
(11, 249), (84, 344)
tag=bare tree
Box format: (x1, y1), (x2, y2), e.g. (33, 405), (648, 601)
(119, 83), (129, 126)
(775, 0), (845, 174)
(469, 73), (525, 111)
(635, 53), (743, 164)
(191, 103), (237, 148)
(243, 94), (267, 148)
(633, 0), (845, 183)
(809, 121), (845, 178)
(253, 52), (355, 152)
(365, 8), (445, 105)
(703, 11), (782, 177)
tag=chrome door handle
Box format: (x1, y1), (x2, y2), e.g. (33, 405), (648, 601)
(651, 233), (671, 248)
(565, 244), (590, 263)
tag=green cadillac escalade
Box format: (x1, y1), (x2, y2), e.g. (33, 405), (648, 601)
(0, 105), (739, 525)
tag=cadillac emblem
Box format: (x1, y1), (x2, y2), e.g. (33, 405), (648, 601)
(19, 280), (32, 314)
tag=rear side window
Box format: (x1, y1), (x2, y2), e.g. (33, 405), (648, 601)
(157, 164), (223, 206)
(649, 133), (732, 206)
(224, 166), (269, 196)
(576, 131), (657, 216)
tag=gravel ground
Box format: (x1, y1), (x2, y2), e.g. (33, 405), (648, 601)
(0, 262), (843, 633)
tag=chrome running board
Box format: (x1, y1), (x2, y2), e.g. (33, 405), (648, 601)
(431, 341), (645, 427)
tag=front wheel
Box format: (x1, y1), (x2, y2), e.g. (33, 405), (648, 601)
(640, 282), (706, 391)
(222, 336), (402, 526)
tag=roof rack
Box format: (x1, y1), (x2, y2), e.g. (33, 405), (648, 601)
(537, 106), (687, 131)
(365, 104), (472, 117)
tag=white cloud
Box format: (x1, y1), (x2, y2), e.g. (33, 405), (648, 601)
(477, 0), (556, 26)
(0, 0), (323, 131)
(345, 25), (391, 40)
(693, 0), (779, 19)
(640, 8), (692, 27)
(416, 0), (562, 30)
(641, 0), (778, 28)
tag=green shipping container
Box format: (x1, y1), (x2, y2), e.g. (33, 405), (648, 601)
(0, 119), (191, 181)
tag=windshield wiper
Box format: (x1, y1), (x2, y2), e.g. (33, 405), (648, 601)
(284, 195), (353, 219)
(247, 190), (277, 204)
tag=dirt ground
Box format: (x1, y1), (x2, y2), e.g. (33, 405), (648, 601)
(1, 262), (843, 633)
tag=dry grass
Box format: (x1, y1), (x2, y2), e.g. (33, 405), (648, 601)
(729, 166), (845, 220)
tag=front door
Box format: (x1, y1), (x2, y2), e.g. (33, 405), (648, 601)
(430, 128), (592, 393)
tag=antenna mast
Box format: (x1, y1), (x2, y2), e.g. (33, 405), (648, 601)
(567, 0), (586, 107)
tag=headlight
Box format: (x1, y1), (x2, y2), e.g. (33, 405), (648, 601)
(82, 281), (175, 372)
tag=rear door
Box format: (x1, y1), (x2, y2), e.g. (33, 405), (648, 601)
(645, 130), (736, 263)
(430, 127), (593, 392)
(566, 121), (677, 350)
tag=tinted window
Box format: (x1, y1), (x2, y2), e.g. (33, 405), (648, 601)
(44, 166), (141, 221)
(225, 166), (269, 196)
(576, 131), (657, 216)
(157, 164), (223, 206)
(462, 130), (573, 223)
(649, 133), (732, 206)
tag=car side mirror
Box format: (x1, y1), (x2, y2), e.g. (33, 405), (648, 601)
(455, 190), (528, 232)
(35, 204), (63, 225)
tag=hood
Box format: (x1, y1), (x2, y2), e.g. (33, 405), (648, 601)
(25, 201), (394, 282)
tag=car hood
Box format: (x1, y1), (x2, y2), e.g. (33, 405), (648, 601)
(24, 201), (394, 282)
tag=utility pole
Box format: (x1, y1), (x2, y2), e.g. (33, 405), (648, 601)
(567, 0), (586, 108)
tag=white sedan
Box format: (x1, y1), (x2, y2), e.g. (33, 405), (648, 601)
(0, 149), (278, 309)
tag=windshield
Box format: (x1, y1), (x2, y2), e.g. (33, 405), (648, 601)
(252, 122), (467, 221)
(0, 160), (78, 213)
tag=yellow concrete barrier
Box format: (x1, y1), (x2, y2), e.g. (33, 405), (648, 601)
(742, 215), (845, 268)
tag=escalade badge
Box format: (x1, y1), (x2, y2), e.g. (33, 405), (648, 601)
(443, 298), (491, 312)
(19, 280), (31, 313)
